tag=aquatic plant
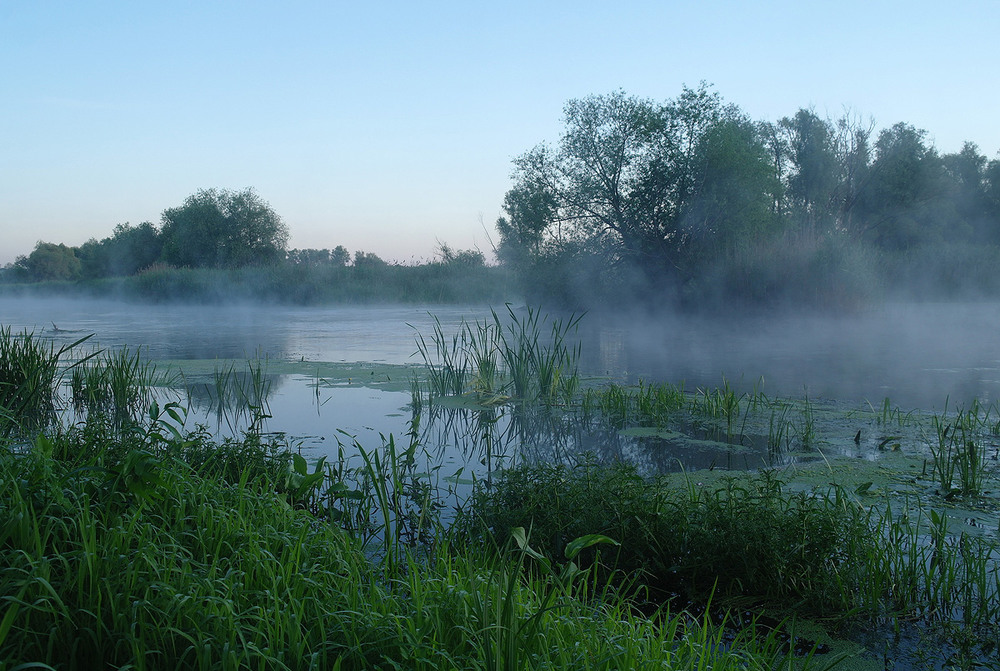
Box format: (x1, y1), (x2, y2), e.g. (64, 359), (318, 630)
(928, 402), (992, 497)
(867, 396), (915, 427)
(464, 460), (1000, 642)
(767, 401), (793, 453)
(185, 356), (274, 436)
(413, 314), (470, 397)
(412, 306), (582, 405)
(0, 326), (92, 437)
(4, 417), (817, 670)
(70, 345), (170, 434)
(691, 377), (747, 442)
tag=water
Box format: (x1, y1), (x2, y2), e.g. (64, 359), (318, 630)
(5, 296), (1000, 473)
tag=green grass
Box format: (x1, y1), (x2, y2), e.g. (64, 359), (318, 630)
(0, 326), (93, 438)
(463, 460), (1000, 642)
(0, 422), (821, 670)
(6, 318), (1000, 669)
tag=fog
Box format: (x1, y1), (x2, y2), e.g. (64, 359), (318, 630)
(3, 295), (999, 412)
(581, 301), (1000, 410)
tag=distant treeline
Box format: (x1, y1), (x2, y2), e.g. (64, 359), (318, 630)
(0, 188), (511, 304)
(8, 84), (1000, 311)
(495, 84), (1000, 310)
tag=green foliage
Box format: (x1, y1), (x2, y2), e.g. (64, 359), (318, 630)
(464, 461), (1000, 633)
(497, 85), (1000, 310)
(0, 327), (94, 438)
(15, 242), (82, 282)
(112, 260), (512, 304)
(70, 345), (165, 434)
(77, 222), (163, 279)
(413, 306), (582, 404)
(160, 187), (289, 269)
(464, 463), (865, 611)
(0, 420), (808, 670)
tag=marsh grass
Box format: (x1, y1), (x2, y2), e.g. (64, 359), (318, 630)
(70, 345), (171, 435)
(7, 313), (1000, 669)
(412, 305), (582, 405)
(183, 357), (274, 436)
(583, 380), (687, 430)
(927, 401), (992, 497)
(0, 416), (817, 670)
(691, 378), (748, 442)
(465, 460), (1000, 644)
(868, 397), (915, 427)
(0, 326), (93, 438)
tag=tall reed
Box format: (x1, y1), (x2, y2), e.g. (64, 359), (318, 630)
(413, 306), (583, 405)
(0, 326), (93, 438)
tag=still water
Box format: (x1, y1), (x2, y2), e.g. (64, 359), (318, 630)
(4, 296), (1000, 474)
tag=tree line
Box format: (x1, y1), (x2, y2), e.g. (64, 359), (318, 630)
(2, 188), (489, 284)
(496, 84), (1000, 309)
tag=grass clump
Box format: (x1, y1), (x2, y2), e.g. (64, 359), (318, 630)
(463, 460), (1000, 642)
(413, 305), (582, 405)
(0, 327), (92, 438)
(462, 462), (862, 614)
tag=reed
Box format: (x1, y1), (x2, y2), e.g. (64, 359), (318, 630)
(0, 326), (93, 437)
(413, 314), (469, 397)
(413, 306), (582, 405)
(186, 357), (274, 436)
(692, 377), (746, 442)
(70, 345), (169, 434)
(928, 402), (990, 496)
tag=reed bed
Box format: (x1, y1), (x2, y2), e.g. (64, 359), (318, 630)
(0, 326), (92, 438)
(413, 305), (582, 405)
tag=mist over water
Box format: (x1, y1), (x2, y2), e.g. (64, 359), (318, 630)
(3, 296), (1000, 411)
(584, 302), (1000, 410)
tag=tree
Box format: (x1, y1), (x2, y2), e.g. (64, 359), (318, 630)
(832, 112), (874, 235)
(780, 109), (840, 233)
(940, 142), (989, 242)
(679, 115), (781, 265)
(330, 245), (350, 267)
(497, 84), (778, 296)
(857, 123), (943, 250)
(159, 188), (288, 268)
(16, 242), (82, 281)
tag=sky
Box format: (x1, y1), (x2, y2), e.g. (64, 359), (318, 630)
(2, 0), (999, 266)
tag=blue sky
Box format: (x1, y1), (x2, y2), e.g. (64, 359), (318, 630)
(2, 0), (998, 265)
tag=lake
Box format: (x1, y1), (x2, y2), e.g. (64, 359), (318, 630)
(4, 296), (1000, 477)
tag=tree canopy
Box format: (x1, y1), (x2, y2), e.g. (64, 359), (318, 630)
(496, 85), (1000, 308)
(160, 188), (289, 268)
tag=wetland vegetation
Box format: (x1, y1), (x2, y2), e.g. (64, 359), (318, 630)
(3, 312), (1000, 670)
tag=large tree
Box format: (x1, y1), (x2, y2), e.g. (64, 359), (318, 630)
(779, 109), (840, 233)
(856, 123), (944, 250)
(497, 85), (779, 294)
(15, 242), (82, 281)
(159, 188), (289, 268)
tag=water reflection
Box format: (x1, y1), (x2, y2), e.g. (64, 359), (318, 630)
(410, 398), (802, 482)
